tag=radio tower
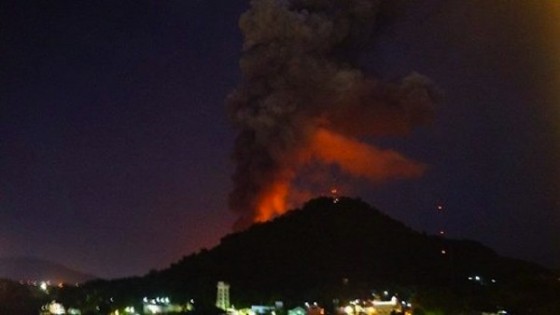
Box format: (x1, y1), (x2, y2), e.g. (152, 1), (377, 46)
(330, 183), (340, 204)
(436, 201), (456, 285)
(436, 202), (446, 255)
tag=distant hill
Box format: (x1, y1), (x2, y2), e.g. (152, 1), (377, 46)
(62, 197), (560, 314)
(0, 256), (96, 284)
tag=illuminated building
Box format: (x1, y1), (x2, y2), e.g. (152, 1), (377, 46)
(142, 296), (185, 314)
(216, 281), (231, 310)
(250, 305), (275, 314)
(307, 305), (325, 315)
(288, 306), (306, 315)
(338, 296), (403, 315)
(40, 301), (66, 315)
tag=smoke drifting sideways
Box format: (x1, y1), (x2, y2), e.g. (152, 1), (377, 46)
(227, 0), (440, 230)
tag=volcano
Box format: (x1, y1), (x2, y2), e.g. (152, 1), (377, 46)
(66, 197), (560, 313)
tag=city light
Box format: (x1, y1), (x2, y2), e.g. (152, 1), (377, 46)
(42, 301), (66, 315)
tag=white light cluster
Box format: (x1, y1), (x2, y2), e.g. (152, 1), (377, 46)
(142, 296), (170, 305)
(467, 274), (497, 285)
(340, 292), (407, 315)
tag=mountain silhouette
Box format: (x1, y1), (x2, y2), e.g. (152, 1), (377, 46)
(0, 256), (96, 284)
(62, 197), (560, 313)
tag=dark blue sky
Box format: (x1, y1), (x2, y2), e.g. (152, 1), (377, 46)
(1, 0), (558, 278)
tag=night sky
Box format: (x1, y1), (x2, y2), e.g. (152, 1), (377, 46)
(1, 0), (559, 278)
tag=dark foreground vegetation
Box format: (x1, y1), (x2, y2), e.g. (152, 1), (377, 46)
(0, 278), (49, 314)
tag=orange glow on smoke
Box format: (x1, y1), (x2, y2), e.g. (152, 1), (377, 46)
(252, 127), (426, 223)
(255, 180), (290, 222)
(311, 128), (426, 181)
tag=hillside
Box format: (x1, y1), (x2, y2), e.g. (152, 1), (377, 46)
(60, 197), (560, 314)
(0, 278), (49, 315)
(0, 256), (96, 284)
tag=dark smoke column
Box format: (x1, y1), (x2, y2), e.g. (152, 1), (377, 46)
(228, 0), (439, 230)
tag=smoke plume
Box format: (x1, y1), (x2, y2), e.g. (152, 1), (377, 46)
(228, 0), (439, 230)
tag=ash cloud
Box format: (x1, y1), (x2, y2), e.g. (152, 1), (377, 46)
(228, 0), (439, 230)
